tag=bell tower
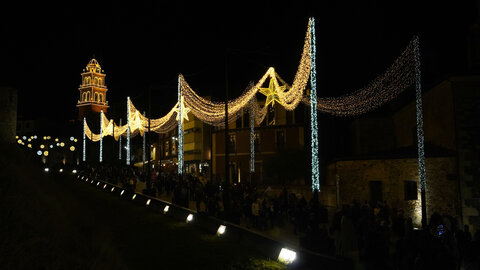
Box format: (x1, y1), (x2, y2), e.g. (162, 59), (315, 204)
(76, 58), (109, 120)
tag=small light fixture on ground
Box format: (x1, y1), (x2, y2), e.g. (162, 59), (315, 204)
(120, 190), (124, 196)
(217, 225), (226, 236)
(146, 199), (151, 206)
(278, 248), (296, 265)
(163, 205), (169, 213)
(132, 194), (136, 200)
(44, 168), (49, 172)
(186, 214), (193, 223)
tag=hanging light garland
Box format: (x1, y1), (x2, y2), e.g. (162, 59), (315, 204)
(309, 17), (320, 192)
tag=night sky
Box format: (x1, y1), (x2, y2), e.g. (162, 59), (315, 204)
(0, 1), (476, 121)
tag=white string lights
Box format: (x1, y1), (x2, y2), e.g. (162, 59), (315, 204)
(309, 18), (320, 192)
(100, 110), (103, 163)
(250, 98), (255, 173)
(83, 117), (86, 162)
(413, 36), (426, 192)
(80, 17), (423, 196)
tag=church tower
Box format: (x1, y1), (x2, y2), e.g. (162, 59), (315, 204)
(77, 58), (109, 120)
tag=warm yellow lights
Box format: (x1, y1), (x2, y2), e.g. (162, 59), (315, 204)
(259, 77), (284, 107)
(146, 199), (151, 206)
(186, 214), (193, 223)
(132, 194), (137, 200)
(70, 146), (75, 151)
(43, 151), (49, 156)
(175, 96), (191, 121)
(103, 184), (107, 189)
(40, 144), (45, 149)
(217, 225), (226, 236)
(60, 142), (65, 147)
(163, 205), (169, 213)
(111, 187), (115, 192)
(27, 144), (32, 148)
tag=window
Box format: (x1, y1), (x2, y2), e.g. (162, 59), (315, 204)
(276, 130), (285, 148)
(99, 94), (103, 103)
(254, 132), (261, 152)
(404, 181), (418, 200)
(165, 141), (169, 157)
(86, 92), (90, 101)
(369, 181), (383, 205)
(267, 106), (275, 126)
(94, 92), (98, 102)
(99, 78), (103, 86)
(94, 77), (99, 85)
(228, 134), (236, 153)
(85, 77), (91, 85)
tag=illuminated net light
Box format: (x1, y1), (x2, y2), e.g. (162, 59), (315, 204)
(132, 194), (136, 200)
(70, 146), (75, 151)
(43, 151), (49, 156)
(177, 76), (184, 175)
(250, 99), (255, 173)
(126, 97), (131, 165)
(37, 150), (42, 156)
(217, 225), (226, 236)
(309, 17), (320, 192)
(146, 199), (151, 206)
(278, 248), (296, 264)
(186, 214), (193, 223)
(163, 205), (169, 214)
(83, 117), (86, 162)
(99, 110), (104, 163)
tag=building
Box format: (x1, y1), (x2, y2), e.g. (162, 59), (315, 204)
(157, 113), (212, 177)
(213, 102), (306, 184)
(76, 58), (109, 122)
(320, 76), (480, 232)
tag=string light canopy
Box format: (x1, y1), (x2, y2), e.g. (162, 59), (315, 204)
(81, 17), (423, 194)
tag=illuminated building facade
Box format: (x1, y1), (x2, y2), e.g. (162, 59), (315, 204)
(213, 102), (305, 184)
(76, 58), (109, 121)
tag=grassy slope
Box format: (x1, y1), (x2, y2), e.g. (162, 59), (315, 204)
(0, 144), (285, 269)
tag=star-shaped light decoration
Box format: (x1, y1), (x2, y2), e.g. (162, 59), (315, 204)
(259, 77), (286, 107)
(175, 96), (191, 122)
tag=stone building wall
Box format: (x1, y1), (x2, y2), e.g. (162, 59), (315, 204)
(326, 157), (459, 227)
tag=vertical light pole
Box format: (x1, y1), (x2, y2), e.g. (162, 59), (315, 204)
(309, 17), (320, 192)
(249, 98), (255, 178)
(143, 111), (146, 165)
(177, 76), (184, 176)
(414, 36), (427, 228)
(119, 118), (122, 160)
(99, 110), (103, 163)
(127, 97), (131, 166)
(82, 117), (86, 162)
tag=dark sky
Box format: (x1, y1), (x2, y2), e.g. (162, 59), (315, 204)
(0, 0), (476, 121)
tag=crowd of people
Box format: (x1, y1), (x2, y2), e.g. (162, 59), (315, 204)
(81, 163), (480, 270)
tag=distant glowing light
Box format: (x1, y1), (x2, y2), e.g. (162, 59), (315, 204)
(59, 168), (63, 173)
(72, 169), (77, 174)
(60, 142), (65, 147)
(132, 194), (136, 200)
(40, 144), (44, 149)
(217, 225), (226, 236)
(111, 187), (115, 192)
(103, 184), (107, 189)
(43, 151), (49, 156)
(17, 139), (22, 144)
(37, 150), (42, 156)
(120, 190), (124, 196)
(278, 248), (296, 264)
(70, 136), (74, 141)
(27, 144), (32, 148)
(163, 205), (169, 213)
(22, 136), (27, 140)
(97, 182), (100, 186)
(186, 214), (193, 222)
(44, 168), (49, 172)
(146, 199), (151, 206)
(70, 146), (75, 151)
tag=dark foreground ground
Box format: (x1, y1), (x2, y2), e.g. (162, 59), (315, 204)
(0, 145), (285, 269)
